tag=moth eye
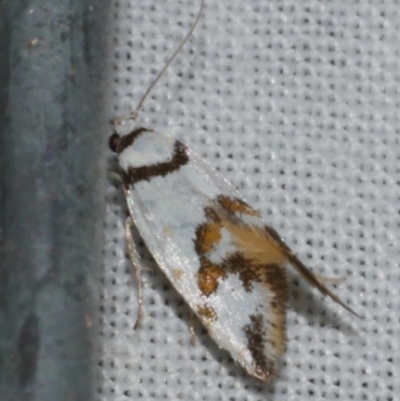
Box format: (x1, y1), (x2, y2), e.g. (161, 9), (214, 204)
(109, 132), (121, 153)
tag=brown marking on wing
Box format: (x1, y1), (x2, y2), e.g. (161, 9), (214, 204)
(215, 211), (289, 362)
(197, 305), (218, 324)
(221, 252), (256, 291)
(172, 268), (184, 282)
(122, 141), (189, 185)
(223, 255), (287, 358)
(243, 314), (275, 380)
(116, 127), (151, 153)
(194, 220), (222, 255)
(163, 226), (173, 237)
(197, 258), (226, 296)
(217, 195), (260, 217)
(226, 218), (358, 317)
(261, 266), (287, 357)
(194, 207), (225, 296)
(193, 200), (289, 376)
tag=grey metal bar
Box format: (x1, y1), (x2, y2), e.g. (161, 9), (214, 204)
(0, 0), (110, 399)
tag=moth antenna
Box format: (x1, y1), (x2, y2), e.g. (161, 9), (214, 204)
(112, 0), (205, 126)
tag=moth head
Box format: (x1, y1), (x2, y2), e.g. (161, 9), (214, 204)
(108, 128), (151, 154)
(109, 132), (121, 153)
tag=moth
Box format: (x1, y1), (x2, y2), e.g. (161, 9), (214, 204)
(109, 0), (358, 381)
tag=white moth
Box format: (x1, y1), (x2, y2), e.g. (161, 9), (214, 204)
(109, 0), (358, 381)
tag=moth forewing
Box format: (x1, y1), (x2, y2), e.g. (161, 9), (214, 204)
(109, 129), (357, 381)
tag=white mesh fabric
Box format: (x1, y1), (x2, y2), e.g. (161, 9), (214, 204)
(99, 0), (400, 400)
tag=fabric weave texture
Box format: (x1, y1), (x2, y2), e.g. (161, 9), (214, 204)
(99, 1), (400, 400)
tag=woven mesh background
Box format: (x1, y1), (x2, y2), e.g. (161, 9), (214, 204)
(98, 0), (400, 399)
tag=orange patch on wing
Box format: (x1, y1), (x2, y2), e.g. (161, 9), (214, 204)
(195, 222), (222, 254)
(218, 195), (260, 217)
(222, 219), (288, 267)
(197, 305), (218, 324)
(197, 258), (225, 296)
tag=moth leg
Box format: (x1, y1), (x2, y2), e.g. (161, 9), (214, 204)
(189, 311), (196, 346)
(125, 216), (144, 330)
(140, 263), (154, 272)
(107, 170), (122, 183)
(314, 274), (346, 285)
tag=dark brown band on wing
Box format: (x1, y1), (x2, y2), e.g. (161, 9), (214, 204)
(243, 314), (273, 380)
(116, 127), (152, 153)
(122, 141), (189, 185)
